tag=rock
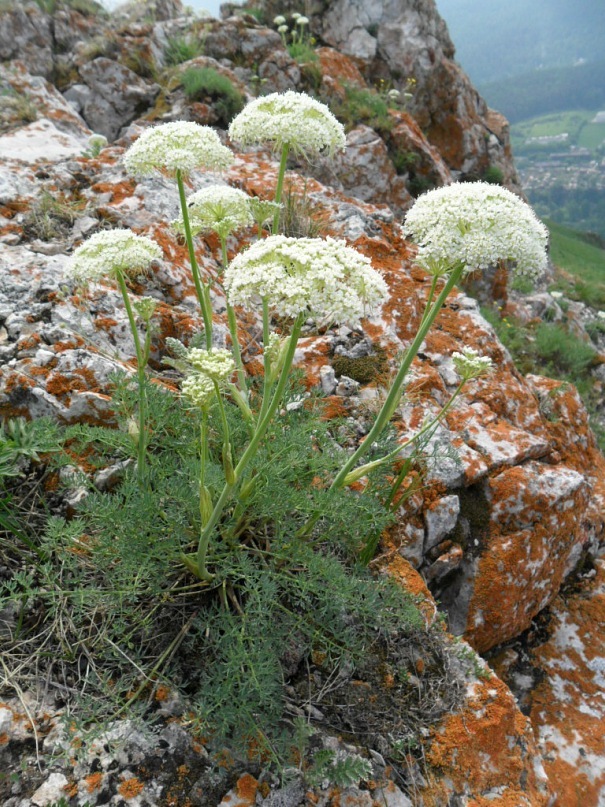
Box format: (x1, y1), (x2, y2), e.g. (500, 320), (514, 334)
(424, 494), (460, 551)
(31, 773), (69, 807)
(217, 774), (258, 806)
(77, 58), (161, 141)
(0, 2), (53, 79)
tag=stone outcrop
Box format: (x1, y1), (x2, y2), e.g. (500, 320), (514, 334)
(260, 0), (519, 188)
(1, 1), (605, 804)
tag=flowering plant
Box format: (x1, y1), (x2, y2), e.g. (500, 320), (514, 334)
(123, 121), (233, 177)
(402, 181), (548, 280)
(173, 185), (253, 240)
(229, 92), (346, 231)
(225, 235), (388, 324)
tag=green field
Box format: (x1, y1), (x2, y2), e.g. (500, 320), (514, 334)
(547, 220), (605, 307)
(512, 110), (605, 154)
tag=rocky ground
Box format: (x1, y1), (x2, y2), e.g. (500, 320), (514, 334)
(1, 0), (605, 805)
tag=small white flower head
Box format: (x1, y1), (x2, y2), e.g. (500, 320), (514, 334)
(187, 348), (235, 382)
(133, 296), (158, 321)
(181, 373), (215, 409)
(225, 235), (389, 325)
(228, 91), (346, 159)
(550, 290), (563, 300)
(598, 311), (605, 321)
(173, 185), (253, 239)
(403, 182), (549, 281)
(273, 14), (286, 25)
(387, 89), (401, 100)
(296, 15), (309, 25)
(68, 229), (162, 284)
(452, 347), (493, 381)
(277, 24), (289, 33)
(87, 133), (108, 151)
(291, 11), (301, 19)
(123, 121), (234, 177)
(248, 197), (282, 228)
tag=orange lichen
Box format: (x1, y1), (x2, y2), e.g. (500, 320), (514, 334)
(424, 674), (551, 805)
(84, 772), (104, 793)
(118, 777), (145, 799)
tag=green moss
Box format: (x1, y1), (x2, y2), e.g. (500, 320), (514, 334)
(332, 349), (387, 384)
(181, 66), (244, 127)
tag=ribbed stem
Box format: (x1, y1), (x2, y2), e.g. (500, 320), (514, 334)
(116, 271), (148, 484)
(272, 143), (290, 234)
(176, 169), (213, 350)
(330, 264), (465, 491)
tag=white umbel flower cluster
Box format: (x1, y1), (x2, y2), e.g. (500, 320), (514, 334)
(225, 235), (388, 324)
(181, 373), (215, 409)
(173, 185), (253, 239)
(68, 229), (162, 283)
(187, 348), (235, 382)
(452, 347), (494, 381)
(228, 91), (346, 158)
(403, 182), (548, 280)
(123, 121), (233, 177)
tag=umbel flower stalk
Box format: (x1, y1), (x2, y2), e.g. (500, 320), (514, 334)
(330, 181), (549, 494)
(67, 229), (163, 483)
(123, 122), (234, 349)
(172, 185), (254, 394)
(182, 236), (388, 580)
(228, 91), (346, 233)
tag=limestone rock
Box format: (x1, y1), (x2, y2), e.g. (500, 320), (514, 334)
(76, 57), (161, 140)
(0, 1), (53, 79)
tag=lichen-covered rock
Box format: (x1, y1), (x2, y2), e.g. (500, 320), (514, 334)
(0, 1), (53, 79)
(74, 57), (161, 141)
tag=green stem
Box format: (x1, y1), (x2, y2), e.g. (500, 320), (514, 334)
(272, 142), (290, 234)
(421, 275), (439, 326)
(116, 271), (148, 484)
(192, 314), (304, 579)
(259, 297), (273, 424)
(330, 264), (465, 492)
(176, 169), (213, 350)
(220, 235), (248, 397)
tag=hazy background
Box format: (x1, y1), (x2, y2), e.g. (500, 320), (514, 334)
(101, 0), (223, 16)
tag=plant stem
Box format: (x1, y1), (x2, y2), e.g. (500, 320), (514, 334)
(272, 142), (290, 234)
(220, 235), (248, 397)
(330, 263), (465, 492)
(116, 271), (148, 484)
(176, 169), (213, 350)
(192, 314), (304, 579)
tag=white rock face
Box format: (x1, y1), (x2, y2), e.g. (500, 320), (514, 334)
(31, 773), (69, 806)
(0, 118), (89, 163)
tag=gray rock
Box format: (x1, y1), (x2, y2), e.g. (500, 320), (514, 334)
(424, 495), (460, 551)
(0, 3), (53, 78)
(320, 364), (337, 395)
(335, 375), (360, 397)
(77, 58), (161, 141)
(31, 773), (69, 807)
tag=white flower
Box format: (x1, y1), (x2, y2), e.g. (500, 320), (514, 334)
(181, 373), (215, 409)
(225, 235), (388, 325)
(68, 230), (162, 283)
(87, 133), (108, 150)
(452, 347), (493, 381)
(277, 24), (289, 33)
(123, 121), (233, 177)
(403, 182), (548, 280)
(550, 290), (563, 299)
(296, 15), (309, 25)
(273, 14), (286, 24)
(291, 11), (301, 19)
(598, 311), (605, 321)
(387, 89), (400, 99)
(173, 185), (253, 239)
(228, 91), (346, 158)
(187, 348), (235, 382)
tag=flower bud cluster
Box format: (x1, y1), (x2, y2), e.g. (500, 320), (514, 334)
(228, 91), (346, 158)
(452, 347), (493, 381)
(123, 121), (233, 177)
(403, 182), (548, 280)
(68, 230), (162, 283)
(187, 348), (235, 382)
(173, 185), (253, 239)
(225, 235), (388, 324)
